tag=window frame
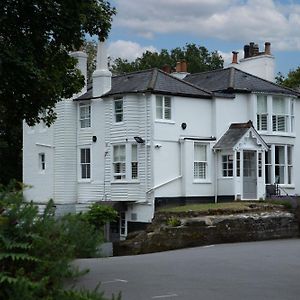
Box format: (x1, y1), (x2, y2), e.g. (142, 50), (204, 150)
(112, 143), (139, 182)
(222, 154), (234, 177)
(256, 95), (268, 131)
(272, 96), (288, 132)
(39, 153), (46, 173)
(79, 148), (91, 180)
(79, 102), (91, 129)
(265, 144), (293, 185)
(114, 98), (123, 123)
(156, 95), (172, 120)
(193, 143), (208, 181)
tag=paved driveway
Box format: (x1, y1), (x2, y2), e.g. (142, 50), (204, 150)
(74, 239), (300, 300)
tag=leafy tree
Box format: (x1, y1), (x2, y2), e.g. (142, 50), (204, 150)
(84, 40), (98, 84)
(276, 67), (300, 89)
(111, 43), (223, 75)
(0, 182), (120, 299)
(0, 0), (116, 184)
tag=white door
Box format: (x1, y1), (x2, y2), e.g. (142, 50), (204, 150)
(243, 151), (257, 199)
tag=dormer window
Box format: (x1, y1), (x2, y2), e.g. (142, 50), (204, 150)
(79, 103), (91, 128)
(156, 96), (171, 120)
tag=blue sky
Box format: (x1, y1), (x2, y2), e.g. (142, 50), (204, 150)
(106, 0), (300, 76)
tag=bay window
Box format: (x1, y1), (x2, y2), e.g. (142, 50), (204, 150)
(272, 97), (287, 132)
(257, 95), (268, 131)
(265, 145), (293, 185)
(113, 144), (139, 181)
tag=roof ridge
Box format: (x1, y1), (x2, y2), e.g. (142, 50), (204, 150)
(158, 69), (212, 96)
(230, 67), (300, 96)
(112, 68), (155, 78)
(185, 68), (226, 77)
(147, 68), (158, 90)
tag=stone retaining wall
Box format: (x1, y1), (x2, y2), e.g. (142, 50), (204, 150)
(114, 210), (299, 256)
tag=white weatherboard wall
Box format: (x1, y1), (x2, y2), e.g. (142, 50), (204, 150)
(23, 122), (54, 203)
(103, 94), (154, 223)
(77, 98), (106, 204)
(53, 99), (77, 209)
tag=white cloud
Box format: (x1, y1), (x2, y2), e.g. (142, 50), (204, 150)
(113, 0), (300, 51)
(108, 40), (157, 61)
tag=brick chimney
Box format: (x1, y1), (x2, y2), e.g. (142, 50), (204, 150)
(181, 60), (187, 72)
(175, 61), (182, 72)
(232, 51), (239, 64)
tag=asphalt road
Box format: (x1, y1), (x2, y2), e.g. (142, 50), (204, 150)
(74, 239), (300, 300)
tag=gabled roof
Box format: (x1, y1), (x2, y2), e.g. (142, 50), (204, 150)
(213, 121), (268, 150)
(76, 68), (212, 101)
(184, 67), (299, 96)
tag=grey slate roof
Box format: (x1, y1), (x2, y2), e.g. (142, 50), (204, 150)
(213, 121), (255, 150)
(76, 68), (212, 101)
(184, 67), (299, 96)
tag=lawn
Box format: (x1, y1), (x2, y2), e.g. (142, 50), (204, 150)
(158, 201), (267, 213)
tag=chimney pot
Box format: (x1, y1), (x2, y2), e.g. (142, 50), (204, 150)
(232, 51), (239, 64)
(175, 61), (181, 72)
(265, 42), (271, 55)
(253, 44), (259, 56)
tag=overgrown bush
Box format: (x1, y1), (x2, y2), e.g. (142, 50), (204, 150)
(0, 182), (120, 300)
(84, 203), (118, 229)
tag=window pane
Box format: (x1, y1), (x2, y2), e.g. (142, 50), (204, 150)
(164, 107), (171, 119)
(114, 99), (123, 122)
(156, 96), (163, 119)
(257, 95), (267, 113)
(194, 144), (206, 161)
(273, 97), (286, 114)
(275, 146), (284, 164)
(132, 144), (137, 161)
(194, 162), (206, 179)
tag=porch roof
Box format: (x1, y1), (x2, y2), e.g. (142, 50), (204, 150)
(213, 120), (268, 150)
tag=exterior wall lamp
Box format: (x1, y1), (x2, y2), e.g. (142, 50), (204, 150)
(134, 136), (145, 144)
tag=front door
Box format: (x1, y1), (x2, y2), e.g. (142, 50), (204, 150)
(243, 151), (257, 199)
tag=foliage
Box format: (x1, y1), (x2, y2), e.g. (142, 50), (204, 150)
(83, 40), (98, 84)
(167, 217), (182, 227)
(84, 203), (118, 229)
(276, 68), (300, 89)
(0, 182), (117, 299)
(0, 0), (116, 185)
(111, 43), (224, 75)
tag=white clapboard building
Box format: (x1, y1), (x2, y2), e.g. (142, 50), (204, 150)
(23, 42), (299, 239)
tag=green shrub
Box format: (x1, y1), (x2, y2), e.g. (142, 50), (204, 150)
(167, 217), (182, 227)
(0, 181), (119, 300)
(60, 213), (103, 258)
(84, 203), (118, 229)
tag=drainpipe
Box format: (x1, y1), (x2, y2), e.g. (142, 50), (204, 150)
(213, 148), (219, 203)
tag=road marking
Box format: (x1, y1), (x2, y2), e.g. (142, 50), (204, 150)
(152, 293), (178, 298)
(202, 245), (215, 248)
(102, 279), (128, 284)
